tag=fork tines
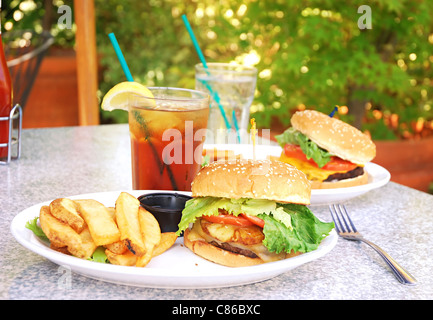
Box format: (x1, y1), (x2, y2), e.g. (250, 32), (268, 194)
(329, 204), (357, 234)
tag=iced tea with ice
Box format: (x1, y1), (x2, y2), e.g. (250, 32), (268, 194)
(128, 87), (209, 191)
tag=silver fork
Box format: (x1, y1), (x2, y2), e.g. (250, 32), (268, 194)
(329, 204), (417, 285)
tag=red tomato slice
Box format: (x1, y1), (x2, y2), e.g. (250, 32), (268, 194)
(202, 214), (255, 227)
(283, 144), (357, 172)
(240, 214), (265, 228)
(283, 144), (317, 166)
(322, 157), (358, 171)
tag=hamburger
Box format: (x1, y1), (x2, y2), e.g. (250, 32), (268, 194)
(275, 110), (376, 189)
(176, 159), (334, 267)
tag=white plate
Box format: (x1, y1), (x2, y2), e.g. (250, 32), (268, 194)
(310, 162), (390, 205)
(10, 190), (337, 289)
(204, 144), (391, 205)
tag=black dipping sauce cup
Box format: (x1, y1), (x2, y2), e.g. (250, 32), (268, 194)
(138, 193), (192, 235)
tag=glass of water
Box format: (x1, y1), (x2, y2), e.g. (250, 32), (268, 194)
(195, 63), (257, 144)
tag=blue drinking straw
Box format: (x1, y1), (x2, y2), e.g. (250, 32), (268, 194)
(232, 109), (241, 143)
(181, 14), (241, 143)
(181, 15), (208, 70)
(108, 33), (134, 82)
(108, 33), (180, 189)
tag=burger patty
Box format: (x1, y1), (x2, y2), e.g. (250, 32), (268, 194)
(324, 166), (364, 182)
(209, 241), (259, 259)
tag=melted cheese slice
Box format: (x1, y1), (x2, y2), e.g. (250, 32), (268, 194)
(278, 152), (345, 182)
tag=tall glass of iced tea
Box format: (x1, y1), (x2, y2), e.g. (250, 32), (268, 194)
(128, 87), (209, 191)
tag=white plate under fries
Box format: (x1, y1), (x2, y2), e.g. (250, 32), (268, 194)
(11, 190), (337, 289)
(203, 144), (391, 205)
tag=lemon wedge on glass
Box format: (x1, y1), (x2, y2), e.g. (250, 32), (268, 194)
(101, 81), (155, 111)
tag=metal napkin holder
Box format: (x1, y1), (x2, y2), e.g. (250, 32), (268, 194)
(0, 104), (22, 165)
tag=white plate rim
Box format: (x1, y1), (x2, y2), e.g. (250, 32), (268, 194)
(10, 190), (337, 289)
(311, 162), (391, 195)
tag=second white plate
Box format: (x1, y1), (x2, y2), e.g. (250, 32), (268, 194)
(204, 144), (390, 205)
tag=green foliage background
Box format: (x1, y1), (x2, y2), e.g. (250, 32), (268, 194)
(94, 0), (433, 140)
(3, 0), (433, 139)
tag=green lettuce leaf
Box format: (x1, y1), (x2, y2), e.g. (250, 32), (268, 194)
(88, 247), (109, 263)
(177, 197), (292, 235)
(240, 199), (292, 230)
(259, 203), (334, 254)
(275, 127), (332, 168)
(177, 197), (240, 235)
(25, 217), (48, 241)
(176, 197), (334, 254)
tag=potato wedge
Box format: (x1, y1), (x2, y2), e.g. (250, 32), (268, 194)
(104, 240), (128, 255)
(135, 251), (153, 267)
(106, 207), (115, 220)
(49, 243), (70, 255)
(40, 206), (80, 248)
(115, 192), (146, 256)
(49, 198), (85, 233)
(78, 227), (98, 258)
(75, 199), (121, 246)
(139, 207), (161, 249)
(105, 249), (137, 266)
(39, 206), (96, 259)
(152, 232), (178, 257)
(135, 207), (161, 267)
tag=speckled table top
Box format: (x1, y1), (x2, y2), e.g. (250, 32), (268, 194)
(1, 124), (432, 300)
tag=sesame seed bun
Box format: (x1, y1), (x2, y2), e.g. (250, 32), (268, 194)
(290, 110), (376, 164)
(191, 159), (311, 205)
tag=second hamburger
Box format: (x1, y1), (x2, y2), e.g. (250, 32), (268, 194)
(275, 109), (376, 189)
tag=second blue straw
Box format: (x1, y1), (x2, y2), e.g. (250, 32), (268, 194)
(108, 33), (134, 82)
(181, 14), (241, 143)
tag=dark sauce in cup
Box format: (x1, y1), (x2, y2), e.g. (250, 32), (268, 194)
(137, 193), (192, 235)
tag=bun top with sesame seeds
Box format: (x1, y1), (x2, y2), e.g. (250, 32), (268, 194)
(191, 159), (311, 205)
(290, 110), (376, 164)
